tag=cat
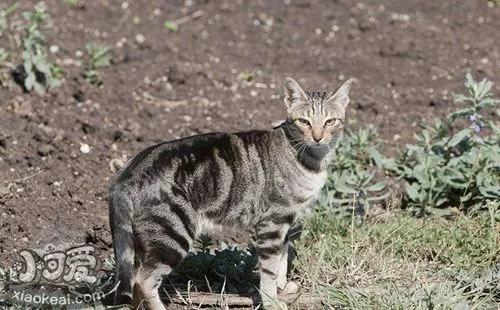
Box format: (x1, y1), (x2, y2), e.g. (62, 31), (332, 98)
(108, 77), (353, 309)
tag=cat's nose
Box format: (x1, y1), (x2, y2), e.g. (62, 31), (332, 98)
(313, 136), (322, 142)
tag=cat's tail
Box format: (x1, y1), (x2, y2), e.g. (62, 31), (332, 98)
(109, 189), (135, 306)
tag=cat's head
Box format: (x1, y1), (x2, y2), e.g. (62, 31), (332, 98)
(283, 77), (353, 147)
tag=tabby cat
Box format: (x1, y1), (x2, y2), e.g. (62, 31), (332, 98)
(109, 77), (353, 309)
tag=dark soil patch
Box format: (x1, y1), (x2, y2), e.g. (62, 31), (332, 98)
(1, 0), (499, 269)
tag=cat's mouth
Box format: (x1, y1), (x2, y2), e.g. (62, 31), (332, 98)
(306, 141), (332, 151)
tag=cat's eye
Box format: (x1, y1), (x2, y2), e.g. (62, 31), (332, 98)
(296, 118), (311, 126)
(324, 118), (338, 126)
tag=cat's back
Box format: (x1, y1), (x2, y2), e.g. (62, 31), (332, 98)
(112, 129), (285, 188)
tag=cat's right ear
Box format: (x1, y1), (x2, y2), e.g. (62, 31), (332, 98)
(284, 77), (308, 113)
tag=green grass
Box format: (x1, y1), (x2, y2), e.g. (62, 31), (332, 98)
(294, 200), (499, 309)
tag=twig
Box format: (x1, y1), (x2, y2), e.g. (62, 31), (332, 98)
(78, 212), (108, 219)
(142, 92), (187, 108)
(1, 170), (44, 183)
(161, 291), (324, 307)
(173, 10), (204, 25)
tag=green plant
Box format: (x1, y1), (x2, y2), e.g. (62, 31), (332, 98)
(0, 2), (19, 37)
(63, 0), (78, 7)
(383, 73), (500, 215)
(317, 127), (391, 216)
(0, 47), (9, 80)
(16, 2), (60, 95)
(164, 20), (179, 32)
(82, 42), (111, 86)
(0, 47), (8, 62)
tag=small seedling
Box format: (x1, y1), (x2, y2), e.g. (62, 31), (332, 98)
(164, 20), (179, 32)
(63, 0), (79, 7)
(15, 2), (60, 95)
(132, 15), (141, 25)
(83, 42), (111, 86)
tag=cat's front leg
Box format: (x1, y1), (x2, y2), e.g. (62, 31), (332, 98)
(256, 221), (290, 310)
(278, 224), (302, 295)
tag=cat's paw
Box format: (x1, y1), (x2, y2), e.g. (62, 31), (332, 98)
(279, 281), (300, 295)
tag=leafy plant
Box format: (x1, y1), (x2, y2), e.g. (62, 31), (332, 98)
(385, 73), (500, 215)
(317, 127), (391, 216)
(15, 2), (60, 95)
(82, 42), (111, 86)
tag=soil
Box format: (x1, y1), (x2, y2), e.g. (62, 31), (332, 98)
(1, 0), (499, 271)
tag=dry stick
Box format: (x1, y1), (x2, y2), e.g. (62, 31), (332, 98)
(142, 92), (187, 108)
(161, 292), (325, 307)
(1, 170), (44, 183)
(173, 10), (204, 26)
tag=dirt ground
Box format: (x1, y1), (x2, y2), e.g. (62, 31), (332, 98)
(0, 0), (499, 267)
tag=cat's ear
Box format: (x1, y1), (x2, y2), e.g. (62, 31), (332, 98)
(284, 77), (308, 113)
(326, 78), (355, 108)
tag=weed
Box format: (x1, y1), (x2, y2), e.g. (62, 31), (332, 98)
(387, 73), (500, 215)
(14, 2), (60, 95)
(164, 20), (179, 32)
(317, 127), (392, 217)
(82, 42), (111, 86)
(321, 73), (499, 216)
(63, 0), (79, 7)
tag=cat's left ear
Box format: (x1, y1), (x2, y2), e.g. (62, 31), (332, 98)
(326, 78), (355, 108)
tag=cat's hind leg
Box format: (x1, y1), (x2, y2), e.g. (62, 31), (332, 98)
(133, 198), (197, 310)
(133, 265), (169, 310)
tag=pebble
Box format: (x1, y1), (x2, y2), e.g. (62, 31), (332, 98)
(37, 144), (53, 157)
(0, 184), (10, 197)
(135, 34), (146, 44)
(80, 144), (90, 154)
(49, 45), (59, 53)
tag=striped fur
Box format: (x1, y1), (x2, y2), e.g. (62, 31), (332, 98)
(108, 77), (353, 309)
